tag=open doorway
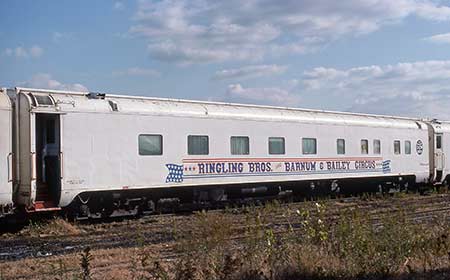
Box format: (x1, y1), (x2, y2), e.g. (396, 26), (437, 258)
(35, 113), (61, 206)
(435, 133), (444, 182)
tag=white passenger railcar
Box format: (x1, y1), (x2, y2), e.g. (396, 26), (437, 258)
(1, 87), (448, 217)
(0, 89), (13, 214)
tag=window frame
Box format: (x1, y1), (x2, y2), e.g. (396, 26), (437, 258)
(138, 134), (163, 156)
(230, 136), (250, 155)
(302, 138), (317, 155)
(405, 140), (411, 155)
(188, 135), (209, 155)
(336, 138), (346, 155)
(361, 139), (369, 155)
(268, 137), (286, 155)
(373, 139), (381, 155)
(394, 140), (401, 155)
(437, 135), (443, 149)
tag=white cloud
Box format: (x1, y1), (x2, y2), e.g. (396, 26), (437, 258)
(414, 1), (450, 21)
(424, 32), (450, 44)
(298, 60), (450, 119)
(224, 83), (301, 106)
(130, 0), (450, 64)
(213, 64), (287, 80)
(20, 73), (88, 92)
(114, 2), (124, 10)
(4, 48), (13, 56)
(29, 45), (43, 58)
(113, 67), (161, 77)
(14, 47), (28, 58)
(3, 45), (43, 58)
(52, 32), (74, 43)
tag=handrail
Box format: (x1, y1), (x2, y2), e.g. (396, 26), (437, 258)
(7, 153), (12, 182)
(31, 152), (36, 180)
(59, 152), (64, 179)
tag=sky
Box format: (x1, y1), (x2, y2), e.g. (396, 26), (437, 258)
(2, 0), (450, 119)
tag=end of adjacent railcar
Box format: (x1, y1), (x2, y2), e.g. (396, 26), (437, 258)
(0, 89), (14, 217)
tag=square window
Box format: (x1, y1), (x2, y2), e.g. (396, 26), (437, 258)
(269, 137), (285, 154)
(231, 136), (249, 155)
(139, 134), (163, 155)
(188, 135), (209, 155)
(302, 138), (317, 155)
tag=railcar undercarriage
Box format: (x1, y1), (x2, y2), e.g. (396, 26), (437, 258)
(65, 175), (418, 219)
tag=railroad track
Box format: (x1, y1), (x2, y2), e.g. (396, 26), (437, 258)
(1, 193), (450, 263)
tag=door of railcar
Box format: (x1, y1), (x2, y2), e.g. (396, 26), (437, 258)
(34, 113), (61, 208)
(17, 91), (62, 210)
(435, 133), (445, 182)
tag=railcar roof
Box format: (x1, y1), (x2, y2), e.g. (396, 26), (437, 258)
(428, 120), (450, 133)
(16, 87), (428, 129)
(0, 89), (11, 110)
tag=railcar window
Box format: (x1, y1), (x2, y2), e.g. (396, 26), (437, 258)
(337, 139), (345, 154)
(405, 140), (411, 154)
(302, 138), (317, 155)
(361, 139), (369, 154)
(374, 139), (381, 154)
(188, 135), (209, 155)
(437, 135), (442, 149)
(269, 137), (285, 155)
(139, 134), (163, 155)
(231, 136), (249, 155)
(394, 140), (401, 155)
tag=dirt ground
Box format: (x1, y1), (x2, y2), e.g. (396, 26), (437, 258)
(1, 193), (450, 280)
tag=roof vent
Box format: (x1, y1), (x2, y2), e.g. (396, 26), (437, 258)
(415, 122), (422, 129)
(431, 118), (441, 124)
(86, 92), (106, 99)
(109, 100), (119, 112)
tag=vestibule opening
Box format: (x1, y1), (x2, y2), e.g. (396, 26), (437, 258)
(35, 113), (61, 206)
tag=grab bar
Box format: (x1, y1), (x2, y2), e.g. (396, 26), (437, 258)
(31, 152), (36, 180)
(7, 153), (12, 182)
(59, 152), (64, 179)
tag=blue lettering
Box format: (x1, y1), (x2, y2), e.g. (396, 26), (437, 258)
(238, 163), (244, 173)
(285, 162), (290, 171)
(208, 163), (216, 173)
(198, 163), (205, 174)
(248, 163), (255, 172)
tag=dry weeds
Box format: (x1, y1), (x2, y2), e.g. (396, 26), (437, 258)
(19, 217), (84, 238)
(1, 196), (450, 279)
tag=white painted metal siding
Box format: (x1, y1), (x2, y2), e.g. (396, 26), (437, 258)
(430, 122), (450, 182)
(29, 89), (429, 207)
(16, 93), (36, 206)
(0, 90), (12, 207)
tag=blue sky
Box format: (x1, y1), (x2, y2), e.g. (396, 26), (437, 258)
(2, 0), (450, 118)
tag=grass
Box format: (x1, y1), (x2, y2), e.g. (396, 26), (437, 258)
(154, 201), (450, 280)
(19, 216), (83, 237)
(1, 196), (449, 279)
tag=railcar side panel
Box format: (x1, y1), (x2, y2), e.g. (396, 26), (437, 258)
(59, 109), (430, 207)
(430, 123), (450, 183)
(0, 90), (13, 212)
(16, 92), (38, 207)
